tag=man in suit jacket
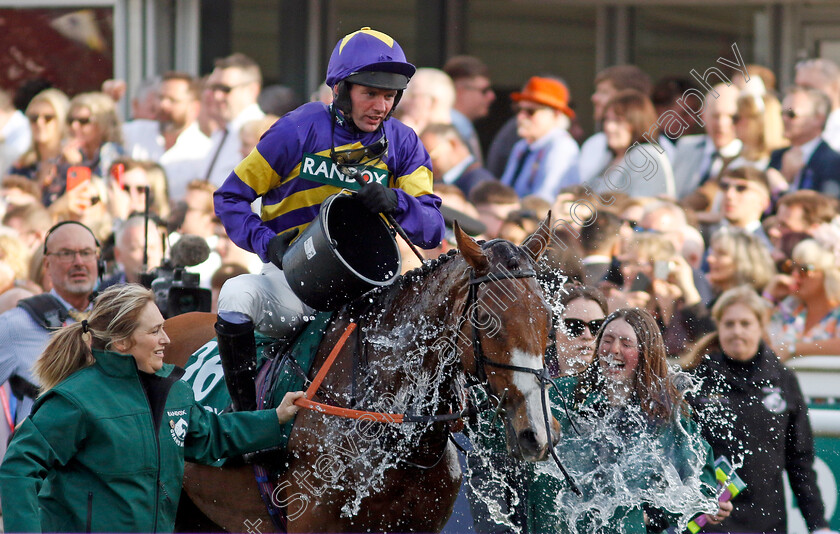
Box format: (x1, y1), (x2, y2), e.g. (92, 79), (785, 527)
(672, 83), (742, 199)
(421, 122), (495, 196)
(770, 86), (840, 198)
(795, 58), (840, 151)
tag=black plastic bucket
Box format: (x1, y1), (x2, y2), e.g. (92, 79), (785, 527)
(282, 193), (401, 311)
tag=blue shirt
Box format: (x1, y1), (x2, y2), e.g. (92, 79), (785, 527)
(500, 127), (580, 202)
(0, 290), (86, 422)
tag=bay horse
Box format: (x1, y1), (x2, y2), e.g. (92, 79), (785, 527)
(164, 218), (560, 532)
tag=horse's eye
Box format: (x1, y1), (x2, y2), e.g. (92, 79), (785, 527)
(471, 303), (500, 333)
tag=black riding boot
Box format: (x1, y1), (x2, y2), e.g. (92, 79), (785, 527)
(215, 310), (257, 412)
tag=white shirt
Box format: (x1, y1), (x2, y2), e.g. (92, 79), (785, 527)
(578, 131), (677, 185)
(578, 132), (611, 184)
(123, 120), (213, 201)
(1, 110), (31, 172)
(587, 142), (676, 198)
(202, 103), (265, 187)
(799, 135), (823, 166)
(442, 154), (475, 185)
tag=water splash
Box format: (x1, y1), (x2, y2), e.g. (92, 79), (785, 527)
(464, 393), (720, 534)
(300, 314), (458, 519)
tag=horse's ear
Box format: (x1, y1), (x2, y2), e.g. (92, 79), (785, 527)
(454, 220), (489, 272)
(521, 210), (552, 262)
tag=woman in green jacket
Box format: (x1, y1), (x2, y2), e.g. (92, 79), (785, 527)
(527, 308), (732, 533)
(0, 284), (304, 533)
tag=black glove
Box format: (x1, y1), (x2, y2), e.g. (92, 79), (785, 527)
(356, 183), (398, 215)
(267, 228), (299, 270)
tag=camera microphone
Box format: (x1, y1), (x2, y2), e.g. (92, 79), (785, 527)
(170, 234), (211, 268)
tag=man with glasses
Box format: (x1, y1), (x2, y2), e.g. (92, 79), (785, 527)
(443, 55), (495, 163)
(795, 58), (840, 151)
(202, 53), (265, 186)
(770, 86), (840, 198)
(213, 27), (443, 418)
(500, 76), (580, 202)
(673, 83), (742, 202)
(717, 166), (772, 249)
(0, 221), (99, 423)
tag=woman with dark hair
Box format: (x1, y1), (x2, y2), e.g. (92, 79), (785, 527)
(587, 90), (676, 198)
(0, 284), (304, 532)
(546, 285), (608, 377)
(527, 308), (729, 533)
(682, 285), (831, 533)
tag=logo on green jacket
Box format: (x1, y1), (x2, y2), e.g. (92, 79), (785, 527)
(170, 418), (187, 447)
(299, 153), (389, 190)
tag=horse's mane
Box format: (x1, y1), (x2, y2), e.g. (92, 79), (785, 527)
(398, 247), (460, 288)
(346, 239), (531, 320)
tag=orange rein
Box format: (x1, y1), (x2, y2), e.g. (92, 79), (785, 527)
(293, 322), (406, 423)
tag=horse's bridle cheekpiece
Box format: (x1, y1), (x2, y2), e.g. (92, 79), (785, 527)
(462, 260), (581, 495)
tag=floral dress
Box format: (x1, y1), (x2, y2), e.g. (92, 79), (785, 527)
(768, 296), (840, 353)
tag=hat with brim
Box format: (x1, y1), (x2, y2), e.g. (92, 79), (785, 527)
(511, 77), (575, 119)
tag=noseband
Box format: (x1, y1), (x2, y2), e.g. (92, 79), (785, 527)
(464, 266), (581, 495)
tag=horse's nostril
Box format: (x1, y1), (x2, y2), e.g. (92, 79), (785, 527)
(517, 428), (541, 454)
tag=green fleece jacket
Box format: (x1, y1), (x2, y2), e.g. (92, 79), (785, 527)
(464, 378), (718, 534)
(526, 378), (718, 534)
(0, 349), (286, 533)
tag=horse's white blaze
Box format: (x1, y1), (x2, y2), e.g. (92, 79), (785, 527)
(510, 349), (549, 446)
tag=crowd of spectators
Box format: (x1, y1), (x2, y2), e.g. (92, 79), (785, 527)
(1, 46), (840, 531)
(0, 50), (837, 390)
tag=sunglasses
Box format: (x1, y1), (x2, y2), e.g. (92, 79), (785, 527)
(720, 182), (751, 193)
(561, 318), (605, 338)
(27, 113), (56, 124)
(123, 184), (148, 195)
(68, 116), (92, 126)
(207, 81), (250, 94)
(514, 105), (549, 117)
(782, 259), (816, 275)
(464, 84), (494, 95)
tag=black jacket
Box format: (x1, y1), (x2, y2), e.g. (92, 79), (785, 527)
(686, 342), (827, 533)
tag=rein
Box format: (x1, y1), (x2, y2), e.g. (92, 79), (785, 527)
(292, 261), (580, 493)
(293, 322), (469, 424)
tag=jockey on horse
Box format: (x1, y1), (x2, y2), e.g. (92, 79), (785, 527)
(213, 28), (445, 422)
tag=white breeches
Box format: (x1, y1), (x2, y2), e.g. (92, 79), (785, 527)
(217, 262), (314, 339)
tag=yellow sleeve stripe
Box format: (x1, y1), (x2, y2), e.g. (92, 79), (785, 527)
(261, 185), (344, 221)
(395, 165), (434, 197)
(234, 149), (280, 196)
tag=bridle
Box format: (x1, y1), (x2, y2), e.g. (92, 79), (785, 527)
(461, 261), (581, 495)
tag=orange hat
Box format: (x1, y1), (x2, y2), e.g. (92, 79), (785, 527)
(511, 77), (575, 119)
